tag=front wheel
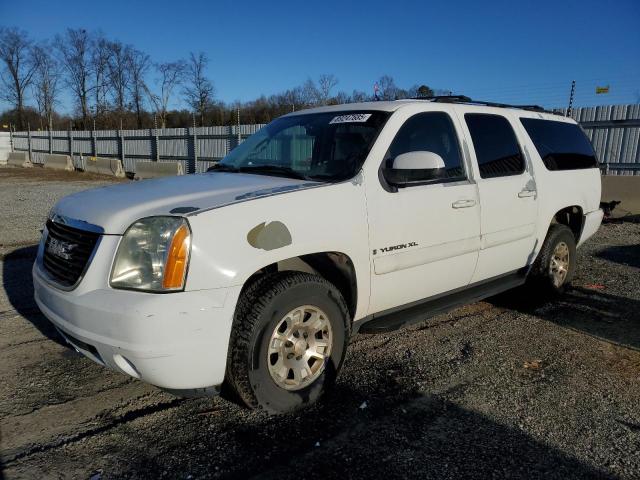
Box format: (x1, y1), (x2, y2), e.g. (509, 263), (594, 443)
(223, 272), (350, 414)
(527, 224), (577, 295)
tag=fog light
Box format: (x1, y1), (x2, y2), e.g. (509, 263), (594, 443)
(113, 354), (140, 379)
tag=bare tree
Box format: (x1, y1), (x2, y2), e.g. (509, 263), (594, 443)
(31, 44), (60, 130)
(377, 75), (398, 101)
(106, 40), (132, 114)
(332, 90), (348, 105)
(317, 74), (338, 105)
(351, 89), (369, 103)
(55, 28), (92, 128)
(301, 78), (319, 105)
(146, 60), (185, 128)
(183, 52), (214, 126)
(128, 49), (150, 128)
(0, 27), (38, 130)
(91, 34), (111, 118)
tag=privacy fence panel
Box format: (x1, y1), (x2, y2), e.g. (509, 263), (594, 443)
(9, 124), (262, 174)
(8, 105), (639, 174)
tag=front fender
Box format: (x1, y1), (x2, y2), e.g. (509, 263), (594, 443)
(184, 180), (371, 320)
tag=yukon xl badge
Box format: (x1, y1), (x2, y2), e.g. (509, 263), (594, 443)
(373, 242), (418, 255)
(47, 237), (75, 260)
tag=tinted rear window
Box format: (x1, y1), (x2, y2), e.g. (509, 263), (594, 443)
(465, 114), (525, 178)
(520, 118), (598, 170)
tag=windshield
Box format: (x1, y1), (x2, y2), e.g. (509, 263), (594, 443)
(216, 111), (390, 181)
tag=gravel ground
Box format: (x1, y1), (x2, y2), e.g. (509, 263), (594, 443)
(0, 168), (639, 479)
(0, 167), (126, 256)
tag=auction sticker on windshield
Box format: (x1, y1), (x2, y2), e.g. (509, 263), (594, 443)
(329, 113), (372, 124)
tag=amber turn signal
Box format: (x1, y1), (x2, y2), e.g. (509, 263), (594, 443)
(162, 224), (191, 289)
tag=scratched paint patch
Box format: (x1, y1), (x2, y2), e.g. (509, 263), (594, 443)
(247, 221), (292, 251)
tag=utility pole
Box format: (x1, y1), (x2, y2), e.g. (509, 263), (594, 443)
(567, 80), (576, 117)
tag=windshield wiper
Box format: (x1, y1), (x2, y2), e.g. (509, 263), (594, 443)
(238, 165), (312, 181)
(305, 173), (345, 182)
(207, 164), (239, 173)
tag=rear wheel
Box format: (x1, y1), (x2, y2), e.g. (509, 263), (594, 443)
(528, 224), (577, 295)
(223, 271), (350, 414)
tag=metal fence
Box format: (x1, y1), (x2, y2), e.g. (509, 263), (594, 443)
(8, 103), (640, 175)
(9, 124), (265, 174)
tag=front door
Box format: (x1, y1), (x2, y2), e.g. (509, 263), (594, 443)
(366, 110), (481, 314)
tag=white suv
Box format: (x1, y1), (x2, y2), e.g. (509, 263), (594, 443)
(33, 97), (603, 413)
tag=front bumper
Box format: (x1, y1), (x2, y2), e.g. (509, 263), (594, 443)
(33, 261), (241, 390)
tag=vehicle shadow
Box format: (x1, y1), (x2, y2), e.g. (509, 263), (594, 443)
(490, 285), (640, 351)
(117, 383), (612, 479)
(1, 245), (66, 346)
(603, 213), (640, 224)
(596, 243), (640, 269)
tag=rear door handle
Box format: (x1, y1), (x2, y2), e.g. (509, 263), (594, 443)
(518, 189), (536, 198)
(452, 199), (476, 209)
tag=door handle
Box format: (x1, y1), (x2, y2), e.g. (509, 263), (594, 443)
(452, 199), (476, 209)
(518, 189), (536, 198)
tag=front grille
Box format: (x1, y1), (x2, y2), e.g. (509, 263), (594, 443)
(43, 219), (101, 287)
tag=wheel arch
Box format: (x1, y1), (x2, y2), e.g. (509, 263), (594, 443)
(550, 205), (584, 243)
(240, 251), (359, 321)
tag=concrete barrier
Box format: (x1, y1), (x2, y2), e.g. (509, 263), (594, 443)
(44, 154), (74, 171)
(134, 161), (184, 180)
(84, 156), (125, 178)
(6, 151), (32, 168)
(0, 132), (10, 164)
(601, 175), (640, 215)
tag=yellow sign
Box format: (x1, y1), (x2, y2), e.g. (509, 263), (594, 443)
(2, 125), (8, 129)
(596, 86), (610, 94)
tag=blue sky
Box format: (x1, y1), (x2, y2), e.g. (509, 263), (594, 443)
(1, 0), (639, 111)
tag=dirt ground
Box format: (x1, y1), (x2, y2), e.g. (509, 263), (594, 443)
(0, 168), (639, 479)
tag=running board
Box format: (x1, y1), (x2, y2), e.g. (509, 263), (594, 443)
(357, 269), (527, 334)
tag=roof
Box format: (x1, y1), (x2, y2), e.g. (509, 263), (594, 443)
(283, 97), (572, 122)
(283, 101), (403, 116)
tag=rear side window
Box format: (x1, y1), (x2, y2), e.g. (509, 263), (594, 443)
(385, 112), (465, 180)
(465, 114), (525, 178)
(520, 118), (598, 170)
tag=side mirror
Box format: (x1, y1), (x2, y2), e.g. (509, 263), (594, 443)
(384, 151), (446, 186)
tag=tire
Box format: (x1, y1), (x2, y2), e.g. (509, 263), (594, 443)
(527, 224), (577, 296)
(223, 271), (350, 414)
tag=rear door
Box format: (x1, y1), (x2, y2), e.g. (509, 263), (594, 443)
(461, 112), (538, 282)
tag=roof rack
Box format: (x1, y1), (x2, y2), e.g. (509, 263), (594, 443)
(408, 95), (549, 113)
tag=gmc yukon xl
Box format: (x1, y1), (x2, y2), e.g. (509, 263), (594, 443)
(33, 97), (603, 413)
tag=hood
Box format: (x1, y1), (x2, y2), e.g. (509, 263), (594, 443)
(52, 172), (321, 234)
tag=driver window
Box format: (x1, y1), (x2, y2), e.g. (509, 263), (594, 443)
(385, 112), (465, 181)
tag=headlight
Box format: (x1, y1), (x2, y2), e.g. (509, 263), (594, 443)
(110, 217), (191, 292)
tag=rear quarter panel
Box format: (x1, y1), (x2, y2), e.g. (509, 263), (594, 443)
(513, 113), (601, 251)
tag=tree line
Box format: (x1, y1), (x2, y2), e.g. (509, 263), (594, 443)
(0, 26), (444, 131)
